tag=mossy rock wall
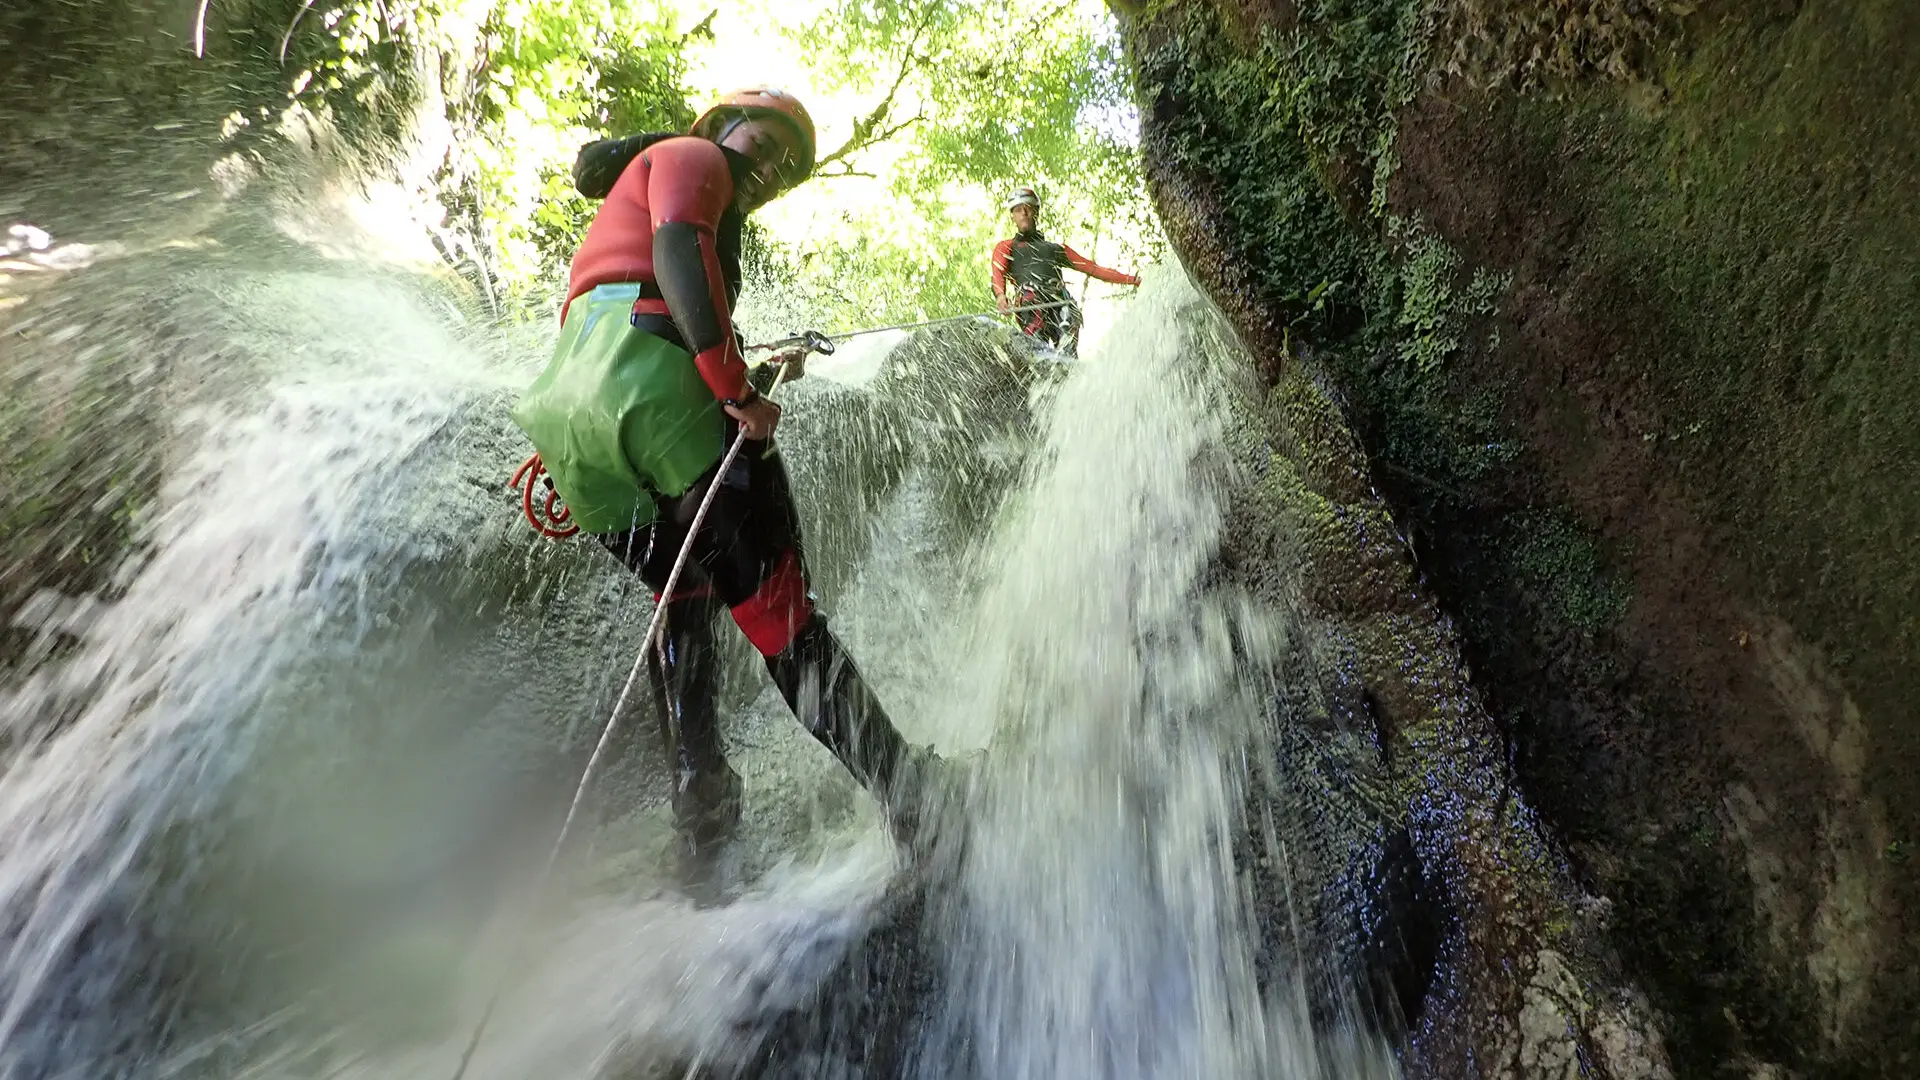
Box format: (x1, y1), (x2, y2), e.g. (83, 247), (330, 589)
(1116, 0), (1918, 1075)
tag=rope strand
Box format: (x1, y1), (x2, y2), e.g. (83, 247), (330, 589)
(747, 296), (1122, 353)
(471, 282), (1135, 1069)
(453, 364), (796, 1080)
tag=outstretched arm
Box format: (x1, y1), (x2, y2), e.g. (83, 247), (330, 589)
(644, 139), (751, 404)
(1060, 244), (1140, 286)
(989, 239), (1014, 308)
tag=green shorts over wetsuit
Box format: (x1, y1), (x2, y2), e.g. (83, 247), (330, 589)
(512, 283), (725, 533)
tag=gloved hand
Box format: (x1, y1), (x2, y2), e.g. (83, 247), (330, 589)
(725, 396), (782, 441)
(771, 347), (808, 382)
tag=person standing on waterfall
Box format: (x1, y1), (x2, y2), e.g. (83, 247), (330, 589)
(510, 88), (948, 893)
(989, 185), (1139, 357)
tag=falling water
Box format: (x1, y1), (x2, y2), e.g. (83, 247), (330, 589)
(914, 275), (1400, 1080)
(0, 169), (1402, 1077)
(0, 234), (510, 1077)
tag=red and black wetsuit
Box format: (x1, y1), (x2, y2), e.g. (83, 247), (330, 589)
(989, 229), (1139, 356)
(567, 134), (914, 873)
(568, 133), (808, 650)
(568, 134), (754, 404)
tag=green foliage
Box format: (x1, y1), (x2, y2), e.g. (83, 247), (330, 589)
(1391, 218), (1508, 374)
(280, 0), (472, 141)
(749, 209), (998, 329)
(1132, 1), (1407, 334)
(273, 0), (1155, 322)
(1127, 0), (1530, 488)
(1432, 0), (1688, 89)
(801, 0), (1129, 190)
(1286, 0), (1431, 212)
(465, 0), (693, 283)
(1504, 511), (1632, 635)
(1128, 0), (1660, 658)
(280, 0), (693, 290)
(783, 0), (1162, 322)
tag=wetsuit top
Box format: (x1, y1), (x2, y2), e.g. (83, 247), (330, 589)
(566, 132), (755, 404)
(989, 229), (1140, 302)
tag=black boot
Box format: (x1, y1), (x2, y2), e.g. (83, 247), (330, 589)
(648, 594), (741, 898)
(765, 614), (969, 855)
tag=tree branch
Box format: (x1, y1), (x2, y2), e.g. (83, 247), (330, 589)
(682, 8), (718, 43)
(1025, 0), (1075, 35)
(869, 113), (927, 147)
(815, 61), (914, 169)
(277, 0), (322, 64)
(814, 5), (940, 170)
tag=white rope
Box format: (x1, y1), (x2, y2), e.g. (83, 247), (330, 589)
(827, 299), (1072, 343)
(449, 280), (1130, 1071)
(448, 361), (796, 1080)
(191, 0), (213, 57)
(747, 297), (1108, 354)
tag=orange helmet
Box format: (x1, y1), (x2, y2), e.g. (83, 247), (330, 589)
(692, 87), (818, 187)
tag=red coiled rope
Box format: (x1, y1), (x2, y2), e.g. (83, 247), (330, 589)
(508, 453), (580, 538)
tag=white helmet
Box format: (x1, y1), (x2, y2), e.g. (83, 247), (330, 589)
(1003, 185), (1040, 210)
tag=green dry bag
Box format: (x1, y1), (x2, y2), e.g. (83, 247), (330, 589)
(510, 284), (724, 534)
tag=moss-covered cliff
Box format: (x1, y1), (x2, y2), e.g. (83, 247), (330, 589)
(1116, 0), (1918, 1074)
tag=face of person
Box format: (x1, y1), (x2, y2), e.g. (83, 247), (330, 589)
(719, 118), (803, 212)
(1010, 203), (1037, 233)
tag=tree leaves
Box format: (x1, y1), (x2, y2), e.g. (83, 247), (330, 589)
(766, 0), (1160, 322)
(287, 0), (1159, 318)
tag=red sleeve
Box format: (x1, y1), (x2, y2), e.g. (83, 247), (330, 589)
(990, 239), (1013, 298)
(645, 138), (750, 402)
(1060, 245), (1140, 286)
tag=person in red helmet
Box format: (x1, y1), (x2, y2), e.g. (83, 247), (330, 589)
(511, 88), (947, 892)
(990, 185), (1139, 357)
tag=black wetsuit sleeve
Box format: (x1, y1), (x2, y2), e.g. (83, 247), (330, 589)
(643, 137), (751, 401)
(653, 223), (725, 353)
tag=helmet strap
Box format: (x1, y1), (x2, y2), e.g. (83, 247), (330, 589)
(713, 113), (802, 184)
(712, 114), (750, 146)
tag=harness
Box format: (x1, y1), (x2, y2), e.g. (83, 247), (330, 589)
(1006, 234), (1069, 296)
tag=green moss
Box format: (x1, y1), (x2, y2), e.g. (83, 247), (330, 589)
(1560, 0), (1920, 842)
(1131, 0), (1428, 335)
(1429, 0), (1686, 90)
(1502, 511), (1632, 637)
(1130, 0), (1534, 492)
(1130, 0), (1641, 671)
(1131, 0), (1920, 1070)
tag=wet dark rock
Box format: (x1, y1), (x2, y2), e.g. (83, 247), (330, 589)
(1116, 0), (1920, 1073)
(726, 880), (950, 1080)
(870, 320), (1048, 533)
